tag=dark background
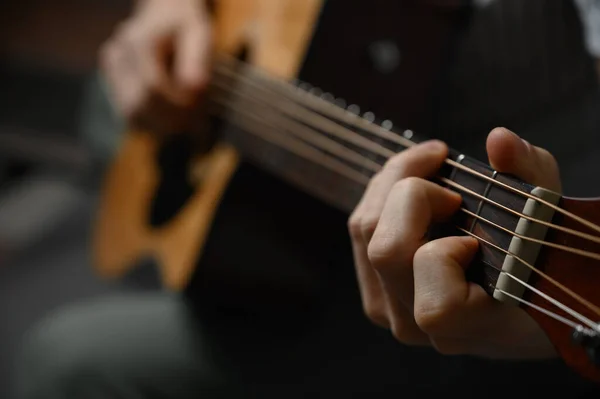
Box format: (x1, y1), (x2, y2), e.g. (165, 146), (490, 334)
(0, 1), (160, 397)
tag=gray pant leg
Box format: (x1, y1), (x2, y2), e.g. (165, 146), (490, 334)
(14, 293), (237, 399)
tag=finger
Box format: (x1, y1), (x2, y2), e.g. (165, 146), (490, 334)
(100, 41), (145, 120)
(350, 234), (390, 329)
(414, 236), (558, 358)
(351, 217), (431, 344)
(369, 180), (462, 319)
(414, 237), (498, 339)
(350, 221), (430, 343)
(121, 18), (196, 108)
(356, 140), (448, 244)
(175, 22), (212, 91)
(348, 140), (448, 342)
(382, 287), (430, 346)
(486, 127), (561, 192)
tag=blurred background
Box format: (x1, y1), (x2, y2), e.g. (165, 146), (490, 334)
(0, 0), (599, 398)
(0, 1), (161, 397)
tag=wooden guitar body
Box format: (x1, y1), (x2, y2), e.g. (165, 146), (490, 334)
(92, 0), (324, 289)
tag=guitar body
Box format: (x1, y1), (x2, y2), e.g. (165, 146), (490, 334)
(93, 0), (324, 289)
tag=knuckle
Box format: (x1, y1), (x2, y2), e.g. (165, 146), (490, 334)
(347, 214), (362, 239)
(367, 235), (399, 273)
(413, 241), (439, 264)
(414, 298), (459, 336)
(360, 215), (379, 242)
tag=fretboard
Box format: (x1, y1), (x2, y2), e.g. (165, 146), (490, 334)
(209, 61), (543, 296)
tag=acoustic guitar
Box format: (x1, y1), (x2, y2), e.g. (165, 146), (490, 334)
(92, 0), (600, 383)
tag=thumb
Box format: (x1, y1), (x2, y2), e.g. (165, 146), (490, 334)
(486, 127), (561, 192)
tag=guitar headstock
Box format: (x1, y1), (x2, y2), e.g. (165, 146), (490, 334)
(527, 195), (600, 382)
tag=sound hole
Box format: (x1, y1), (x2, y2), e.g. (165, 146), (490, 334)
(149, 135), (195, 227)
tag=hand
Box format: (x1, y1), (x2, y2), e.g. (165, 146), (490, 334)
(348, 127), (562, 359)
(100, 0), (212, 134)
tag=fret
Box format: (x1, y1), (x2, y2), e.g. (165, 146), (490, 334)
(213, 62), (565, 306)
(217, 88), (562, 305)
(469, 170), (498, 233)
(444, 153), (528, 295)
(440, 151), (562, 305)
(211, 57), (572, 312)
(358, 110), (384, 178)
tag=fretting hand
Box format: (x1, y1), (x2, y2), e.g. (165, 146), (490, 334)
(348, 127), (562, 359)
(100, 0), (212, 134)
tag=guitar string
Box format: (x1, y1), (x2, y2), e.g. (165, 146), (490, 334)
(211, 92), (600, 261)
(211, 65), (600, 247)
(212, 91), (600, 269)
(496, 289), (595, 334)
(213, 56), (600, 238)
(205, 99), (599, 332)
(209, 72), (600, 249)
(497, 289), (589, 332)
(458, 228), (599, 329)
(216, 56), (600, 236)
(209, 95), (600, 319)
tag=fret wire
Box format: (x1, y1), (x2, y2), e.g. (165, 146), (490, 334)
(208, 96), (600, 316)
(212, 100), (600, 273)
(221, 105), (371, 186)
(218, 57), (600, 236)
(218, 98), (600, 320)
(210, 63), (600, 242)
(230, 93), (381, 172)
(219, 86), (600, 266)
(469, 170), (498, 233)
(211, 77), (396, 160)
(216, 81), (593, 320)
(355, 110), (381, 180)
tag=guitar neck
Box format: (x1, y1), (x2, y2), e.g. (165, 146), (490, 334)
(219, 121), (365, 213)
(220, 108), (557, 302)
(207, 57), (568, 314)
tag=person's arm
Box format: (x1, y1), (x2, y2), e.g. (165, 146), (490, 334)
(100, 0), (212, 133)
(574, 0), (600, 80)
